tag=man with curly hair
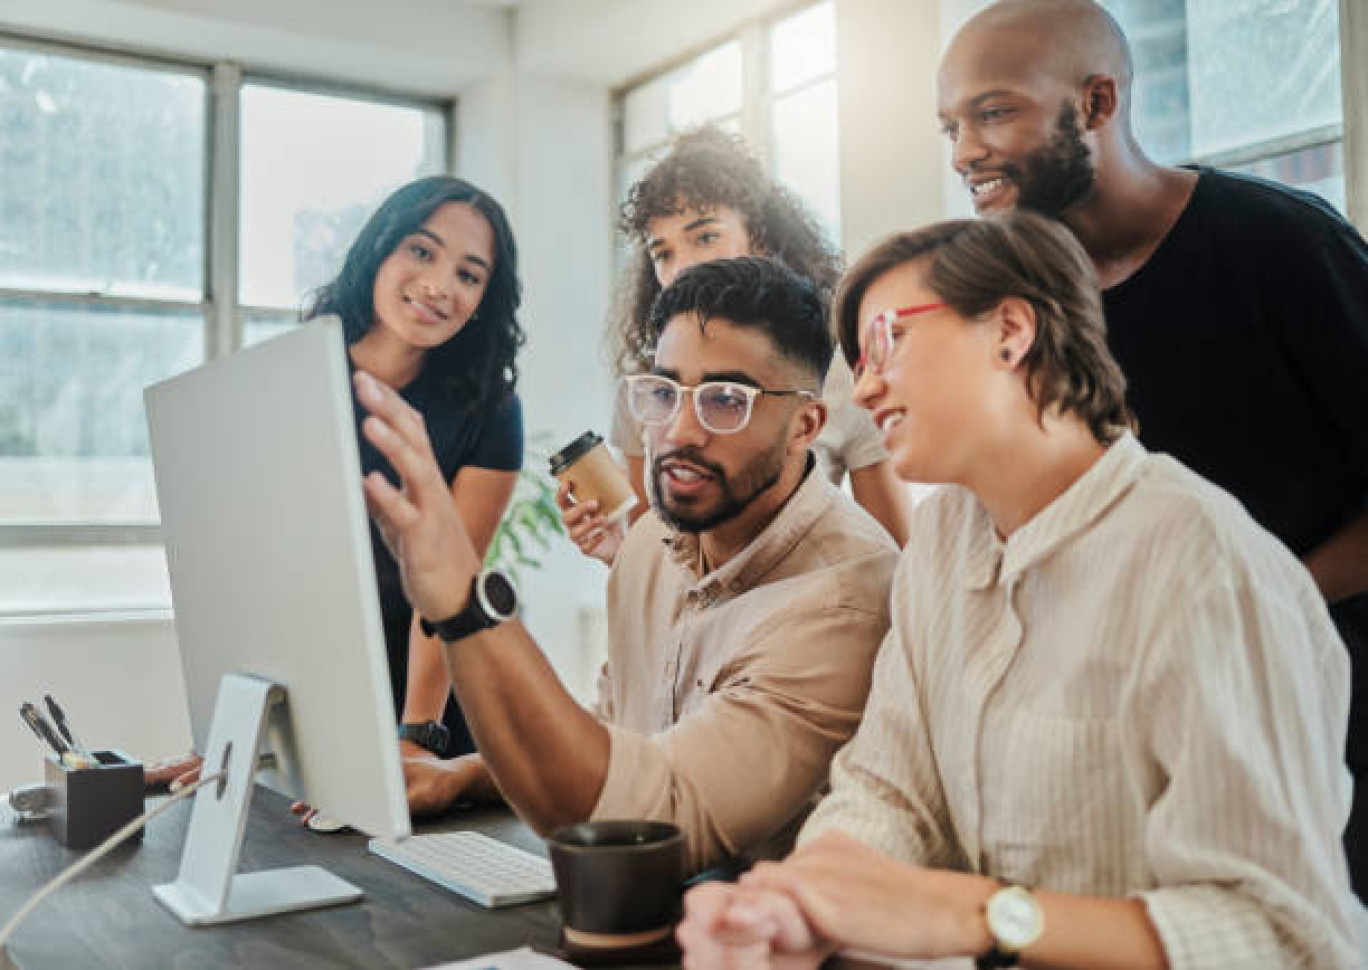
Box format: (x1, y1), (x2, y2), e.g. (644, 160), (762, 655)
(558, 125), (911, 560)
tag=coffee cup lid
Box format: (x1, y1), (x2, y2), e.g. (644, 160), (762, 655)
(550, 431), (604, 475)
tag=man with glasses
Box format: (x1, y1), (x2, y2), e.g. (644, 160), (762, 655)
(355, 256), (898, 872)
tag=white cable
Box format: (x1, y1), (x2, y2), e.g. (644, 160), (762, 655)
(0, 770), (226, 951)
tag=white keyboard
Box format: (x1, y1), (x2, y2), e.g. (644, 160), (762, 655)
(368, 831), (557, 908)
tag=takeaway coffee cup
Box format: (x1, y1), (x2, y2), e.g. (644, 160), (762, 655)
(547, 820), (685, 950)
(549, 431), (637, 523)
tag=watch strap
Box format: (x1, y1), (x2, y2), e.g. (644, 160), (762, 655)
(397, 721), (449, 756)
(975, 946), (1020, 970)
(420, 574), (497, 642)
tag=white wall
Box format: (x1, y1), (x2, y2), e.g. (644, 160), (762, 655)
(937, 0), (994, 219)
(0, 0), (510, 96)
(457, 66), (521, 203)
(834, 0), (950, 256)
(506, 73), (618, 699)
(515, 0), (797, 85)
(0, 614), (191, 792)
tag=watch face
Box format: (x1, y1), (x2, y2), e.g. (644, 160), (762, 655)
(987, 887), (1042, 949)
(480, 571), (518, 620)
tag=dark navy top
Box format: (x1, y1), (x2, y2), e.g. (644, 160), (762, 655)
(351, 358), (523, 757)
(1103, 167), (1368, 772)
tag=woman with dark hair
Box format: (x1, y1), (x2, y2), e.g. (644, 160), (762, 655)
(559, 126), (911, 561)
(305, 175), (525, 812)
(145, 177), (525, 815)
(678, 211), (1361, 969)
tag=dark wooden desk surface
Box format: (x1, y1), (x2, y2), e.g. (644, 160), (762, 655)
(0, 787), (655, 969)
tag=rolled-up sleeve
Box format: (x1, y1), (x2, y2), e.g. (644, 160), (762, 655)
(590, 604), (888, 873)
(1129, 563), (1359, 969)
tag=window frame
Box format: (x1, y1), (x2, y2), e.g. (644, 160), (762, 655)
(1187, 123), (1343, 171)
(233, 69), (456, 337)
(1340, 0), (1367, 225)
(1108, 0), (1358, 220)
(0, 31), (455, 570)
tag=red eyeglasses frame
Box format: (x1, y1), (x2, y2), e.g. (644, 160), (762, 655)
(853, 302), (946, 381)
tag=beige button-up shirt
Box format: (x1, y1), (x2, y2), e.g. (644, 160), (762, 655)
(610, 353), (888, 487)
(593, 463), (898, 872)
(802, 434), (1361, 969)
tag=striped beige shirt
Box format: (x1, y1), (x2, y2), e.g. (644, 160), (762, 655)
(801, 434), (1361, 969)
(592, 464), (898, 872)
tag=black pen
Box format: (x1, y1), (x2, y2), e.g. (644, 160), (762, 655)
(19, 702), (68, 757)
(44, 694), (93, 761)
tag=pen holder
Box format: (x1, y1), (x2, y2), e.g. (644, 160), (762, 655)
(43, 750), (145, 850)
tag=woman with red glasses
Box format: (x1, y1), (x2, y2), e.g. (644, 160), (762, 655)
(677, 211), (1362, 970)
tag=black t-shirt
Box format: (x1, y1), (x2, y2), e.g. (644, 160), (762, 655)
(1103, 167), (1368, 766)
(351, 360), (524, 757)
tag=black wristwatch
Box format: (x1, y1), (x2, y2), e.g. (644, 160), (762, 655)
(397, 720), (450, 756)
(419, 569), (518, 643)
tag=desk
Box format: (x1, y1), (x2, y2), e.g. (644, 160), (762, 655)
(0, 787), (662, 969)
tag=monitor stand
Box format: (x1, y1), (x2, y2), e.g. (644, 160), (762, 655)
(153, 673), (363, 926)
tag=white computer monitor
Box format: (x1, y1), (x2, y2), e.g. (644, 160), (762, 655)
(144, 318), (410, 925)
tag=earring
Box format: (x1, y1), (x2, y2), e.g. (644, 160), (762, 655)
(1000, 349), (1011, 362)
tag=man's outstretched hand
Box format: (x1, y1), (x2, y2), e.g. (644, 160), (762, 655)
(354, 369), (480, 624)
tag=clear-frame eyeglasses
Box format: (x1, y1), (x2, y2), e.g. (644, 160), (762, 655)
(623, 374), (815, 435)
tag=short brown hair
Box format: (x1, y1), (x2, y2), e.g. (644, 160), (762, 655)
(834, 211), (1135, 443)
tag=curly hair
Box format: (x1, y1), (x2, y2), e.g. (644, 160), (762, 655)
(834, 211), (1135, 445)
(611, 125), (842, 375)
(305, 175), (524, 411)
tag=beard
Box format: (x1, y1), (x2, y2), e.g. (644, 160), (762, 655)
(1009, 102), (1096, 217)
(649, 439), (786, 534)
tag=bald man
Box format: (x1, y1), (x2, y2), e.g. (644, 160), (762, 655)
(937, 0), (1368, 900)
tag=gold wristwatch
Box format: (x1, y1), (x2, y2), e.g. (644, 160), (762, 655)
(976, 884), (1044, 969)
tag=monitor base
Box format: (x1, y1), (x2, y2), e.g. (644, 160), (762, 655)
(154, 865), (361, 926)
(152, 674), (366, 928)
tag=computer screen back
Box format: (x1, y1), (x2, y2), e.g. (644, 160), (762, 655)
(145, 318), (409, 840)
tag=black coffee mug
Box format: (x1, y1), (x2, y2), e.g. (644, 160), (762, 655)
(547, 820), (685, 948)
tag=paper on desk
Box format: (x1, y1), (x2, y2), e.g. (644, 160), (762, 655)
(422, 946), (579, 970)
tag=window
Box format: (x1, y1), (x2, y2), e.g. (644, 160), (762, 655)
(621, 41), (744, 159)
(614, 40), (744, 210)
(0, 35), (450, 615)
(769, 2), (841, 241)
(0, 45), (206, 529)
(1109, 0), (1346, 211)
(613, 1), (841, 244)
(239, 83), (448, 346)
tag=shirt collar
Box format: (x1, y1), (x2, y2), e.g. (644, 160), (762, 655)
(964, 432), (1148, 591)
(665, 454), (833, 601)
